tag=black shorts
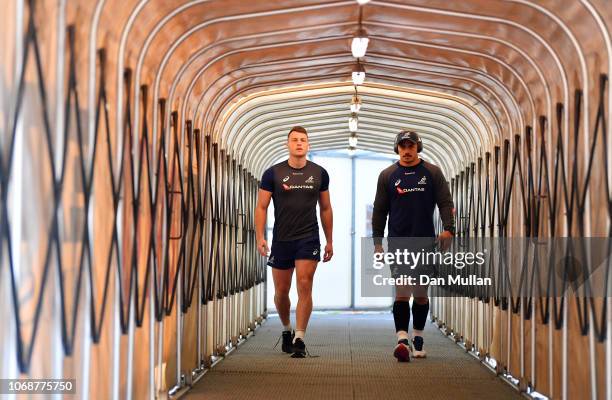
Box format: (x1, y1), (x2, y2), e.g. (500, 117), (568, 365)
(390, 263), (437, 281)
(388, 238), (438, 282)
(267, 235), (321, 269)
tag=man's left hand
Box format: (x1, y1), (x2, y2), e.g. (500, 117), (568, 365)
(323, 242), (334, 262)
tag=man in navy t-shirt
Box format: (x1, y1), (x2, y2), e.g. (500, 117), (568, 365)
(372, 130), (455, 362)
(255, 126), (333, 358)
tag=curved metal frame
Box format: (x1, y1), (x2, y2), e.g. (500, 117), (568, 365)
(206, 56), (512, 144)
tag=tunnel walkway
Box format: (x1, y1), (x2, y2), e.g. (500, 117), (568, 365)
(3, 1), (612, 398)
(185, 312), (522, 400)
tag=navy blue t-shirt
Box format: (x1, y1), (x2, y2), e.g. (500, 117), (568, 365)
(260, 160), (329, 241)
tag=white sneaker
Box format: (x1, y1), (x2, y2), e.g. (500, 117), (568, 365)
(412, 336), (427, 358)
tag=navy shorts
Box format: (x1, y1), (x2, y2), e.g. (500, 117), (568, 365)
(267, 235), (321, 269)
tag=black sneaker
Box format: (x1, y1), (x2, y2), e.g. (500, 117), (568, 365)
(412, 336), (427, 358)
(281, 330), (294, 354)
(393, 339), (411, 362)
(291, 338), (306, 358)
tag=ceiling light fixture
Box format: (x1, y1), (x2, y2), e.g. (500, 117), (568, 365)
(348, 131), (358, 148)
(352, 63), (366, 85)
(351, 29), (369, 58)
(348, 113), (359, 132)
(350, 94), (362, 113)
(350, 87), (362, 113)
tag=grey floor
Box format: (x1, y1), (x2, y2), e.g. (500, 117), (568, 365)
(185, 312), (522, 400)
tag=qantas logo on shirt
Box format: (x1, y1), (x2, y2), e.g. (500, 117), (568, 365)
(396, 186), (425, 194)
(282, 176), (290, 182)
(283, 184), (315, 191)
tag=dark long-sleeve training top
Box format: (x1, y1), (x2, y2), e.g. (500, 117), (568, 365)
(372, 159), (455, 244)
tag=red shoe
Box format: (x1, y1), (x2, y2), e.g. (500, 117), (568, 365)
(393, 339), (411, 362)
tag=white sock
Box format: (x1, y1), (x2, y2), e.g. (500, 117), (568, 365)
(413, 330), (424, 338)
(293, 329), (305, 343)
(396, 330), (409, 342)
(283, 324), (292, 332)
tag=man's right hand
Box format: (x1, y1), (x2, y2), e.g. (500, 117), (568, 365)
(257, 239), (270, 257)
(374, 244), (384, 254)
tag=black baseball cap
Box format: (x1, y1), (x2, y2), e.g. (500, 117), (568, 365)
(397, 130), (420, 144)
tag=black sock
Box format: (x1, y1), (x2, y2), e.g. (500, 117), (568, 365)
(393, 301), (411, 333)
(412, 301), (429, 331)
